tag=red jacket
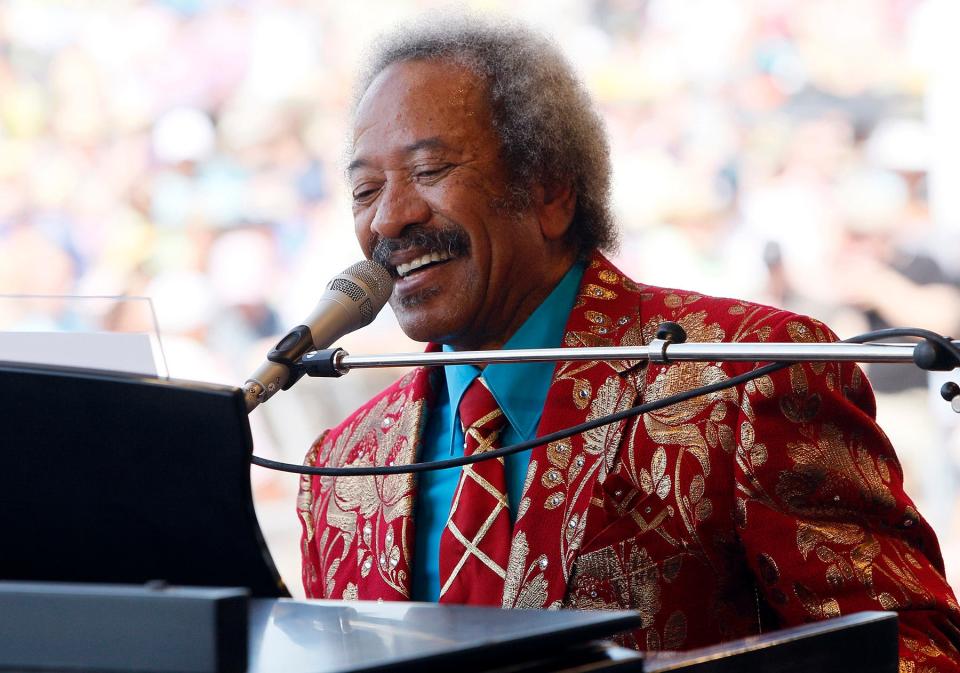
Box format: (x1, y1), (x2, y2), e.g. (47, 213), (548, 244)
(299, 253), (960, 670)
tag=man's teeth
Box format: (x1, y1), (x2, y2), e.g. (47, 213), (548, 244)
(396, 252), (453, 278)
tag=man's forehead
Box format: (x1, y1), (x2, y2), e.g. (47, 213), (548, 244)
(360, 58), (484, 109)
(350, 59), (492, 162)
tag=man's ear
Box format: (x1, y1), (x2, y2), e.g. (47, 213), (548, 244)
(536, 181), (577, 241)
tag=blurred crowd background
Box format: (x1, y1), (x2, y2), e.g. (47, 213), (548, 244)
(3, 0), (960, 597)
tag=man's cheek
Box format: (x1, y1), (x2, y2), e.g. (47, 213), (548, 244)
(353, 219), (374, 249)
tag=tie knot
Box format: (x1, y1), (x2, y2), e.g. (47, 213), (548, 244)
(459, 376), (506, 439)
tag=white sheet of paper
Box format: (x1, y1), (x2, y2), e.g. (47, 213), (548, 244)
(0, 331), (158, 376)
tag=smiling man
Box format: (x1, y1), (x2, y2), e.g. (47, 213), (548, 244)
(298, 16), (960, 669)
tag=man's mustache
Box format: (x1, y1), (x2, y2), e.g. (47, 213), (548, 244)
(372, 225), (471, 276)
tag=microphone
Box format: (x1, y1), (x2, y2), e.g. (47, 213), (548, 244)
(242, 260), (394, 412)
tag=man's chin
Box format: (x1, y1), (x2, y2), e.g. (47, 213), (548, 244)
(391, 294), (463, 345)
(393, 285), (442, 310)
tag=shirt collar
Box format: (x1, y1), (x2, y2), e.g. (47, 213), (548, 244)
(443, 261), (586, 440)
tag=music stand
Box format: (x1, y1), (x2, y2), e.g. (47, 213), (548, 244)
(0, 361), (287, 598)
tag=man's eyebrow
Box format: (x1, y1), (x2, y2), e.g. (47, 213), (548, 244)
(348, 136), (450, 173)
(403, 136), (448, 154)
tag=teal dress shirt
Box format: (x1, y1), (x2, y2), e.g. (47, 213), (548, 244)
(411, 262), (585, 601)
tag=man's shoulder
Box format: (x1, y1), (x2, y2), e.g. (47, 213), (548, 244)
(591, 255), (832, 346)
(635, 281), (777, 315)
(634, 282), (826, 344)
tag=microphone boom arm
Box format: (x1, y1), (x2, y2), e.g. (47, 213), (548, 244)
(297, 323), (960, 414)
(304, 339), (947, 374)
(253, 324), (960, 477)
(302, 329), (960, 376)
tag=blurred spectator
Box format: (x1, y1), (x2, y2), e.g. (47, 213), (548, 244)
(829, 169), (960, 359)
(796, 167), (960, 532)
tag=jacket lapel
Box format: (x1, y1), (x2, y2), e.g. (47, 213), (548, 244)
(503, 254), (647, 608)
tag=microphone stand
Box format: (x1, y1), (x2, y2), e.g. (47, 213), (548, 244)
(297, 322), (960, 413)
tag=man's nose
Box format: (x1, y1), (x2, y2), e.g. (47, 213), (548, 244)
(369, 180), (431, 240)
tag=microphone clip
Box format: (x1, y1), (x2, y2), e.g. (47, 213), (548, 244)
(266, 325), (314, 391)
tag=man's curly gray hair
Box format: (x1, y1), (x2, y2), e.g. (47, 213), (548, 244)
(354, 15), (617, 255)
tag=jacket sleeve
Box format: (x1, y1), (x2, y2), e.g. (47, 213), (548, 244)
(734, 313), (960, 671)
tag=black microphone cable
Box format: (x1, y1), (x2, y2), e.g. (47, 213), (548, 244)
(249, 327), (960, 477)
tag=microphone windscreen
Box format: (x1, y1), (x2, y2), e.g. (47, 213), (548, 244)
(323, 260), (394, 328)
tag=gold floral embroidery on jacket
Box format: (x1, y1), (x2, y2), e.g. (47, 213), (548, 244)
(304, 386), (424, 598)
